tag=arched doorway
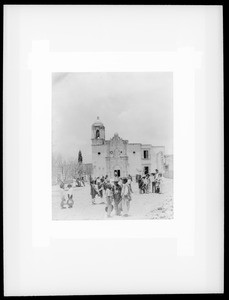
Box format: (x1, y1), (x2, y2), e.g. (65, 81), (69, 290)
(113, 166), (121, 177)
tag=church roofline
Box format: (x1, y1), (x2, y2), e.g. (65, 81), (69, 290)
(128, 143), (166, 149)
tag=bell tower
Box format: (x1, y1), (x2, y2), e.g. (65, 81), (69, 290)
(91, 116), (105, 146)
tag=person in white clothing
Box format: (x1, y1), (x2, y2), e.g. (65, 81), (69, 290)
(66, 184), (74, 208)
(127, 178), (133, 193)
(157, 173), (164, 194)
(121, 178), (131, 217)
(105, 181), (113, 217)
(72, 178), (76, 188)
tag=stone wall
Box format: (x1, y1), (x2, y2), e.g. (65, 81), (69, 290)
(164, 154), (173, 178)
(91, 132), (168, 179)
(92, 143), (107, 177)
(127, 143), (142, 176)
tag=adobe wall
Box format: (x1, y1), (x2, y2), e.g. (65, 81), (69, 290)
(127, 143), (142, 176)
(92, 143), (107, 178)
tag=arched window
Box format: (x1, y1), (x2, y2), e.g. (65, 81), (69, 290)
(96, 129), (100, 139)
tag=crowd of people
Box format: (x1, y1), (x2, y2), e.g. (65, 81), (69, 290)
(58, 170), (164, 217)
(73, 177), (85, 187)
(137, 169), (164, 194)
(89, 173), (133, 217)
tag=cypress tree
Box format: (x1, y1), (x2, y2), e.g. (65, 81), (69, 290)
(78, 150), (83, 163)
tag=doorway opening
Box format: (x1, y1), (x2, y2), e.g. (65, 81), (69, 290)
(144, 166), (149, 175)
(114, 169), (121, 177)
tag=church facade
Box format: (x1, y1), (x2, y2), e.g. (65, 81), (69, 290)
(91, 117), (165, 178)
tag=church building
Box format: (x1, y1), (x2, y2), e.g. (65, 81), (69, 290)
(91, 117), (165, 178)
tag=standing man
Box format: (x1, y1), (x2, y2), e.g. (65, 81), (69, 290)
(105, 181), (113, 218)
(121, 178), (132, 217)
(150, 173), (155, 193)
(81, 176), (85, 186)
(98, 178), (105, 202)
(138, 175), (143, 194)
(145, 174), (150, 193)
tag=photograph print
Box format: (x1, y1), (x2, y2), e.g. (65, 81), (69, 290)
(52, 72), (173, 220)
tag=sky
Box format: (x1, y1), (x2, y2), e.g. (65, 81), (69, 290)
(52, 72), (173, 163)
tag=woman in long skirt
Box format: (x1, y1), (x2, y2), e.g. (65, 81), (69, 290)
(158, 173), (164, 194)
(113, 180), (122, 216)
(105, 182), (113, 217)
(90, 180), (98, 204)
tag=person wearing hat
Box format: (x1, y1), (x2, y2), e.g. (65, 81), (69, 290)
(113, 179), (122, 216)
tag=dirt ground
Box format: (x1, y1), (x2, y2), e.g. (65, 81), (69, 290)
(52, 178), (173, 220)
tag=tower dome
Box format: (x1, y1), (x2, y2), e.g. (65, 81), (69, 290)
(92, 116), (104, 127)
(91, 116), (105, 145)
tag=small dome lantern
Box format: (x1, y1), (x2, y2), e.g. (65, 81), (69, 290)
(91, 116), (105, 145)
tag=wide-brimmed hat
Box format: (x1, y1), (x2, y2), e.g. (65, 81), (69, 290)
(105, 205), (114, 212)
(122, 178), (128, 184)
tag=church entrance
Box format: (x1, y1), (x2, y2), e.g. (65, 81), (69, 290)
(144, 166), (149, 175)
(114, 169), (121, 177)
